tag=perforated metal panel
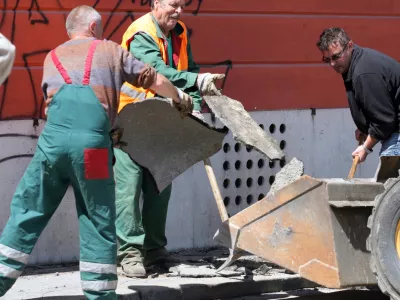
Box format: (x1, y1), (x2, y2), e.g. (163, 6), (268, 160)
(219, 121), (287, 217)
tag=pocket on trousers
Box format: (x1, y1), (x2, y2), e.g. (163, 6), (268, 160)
(84, 148), (110, 179)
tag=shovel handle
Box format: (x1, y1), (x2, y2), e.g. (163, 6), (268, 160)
(348, 136), (364, 179)
(203, 158), (229, 222)
(348, 156), (360, 179)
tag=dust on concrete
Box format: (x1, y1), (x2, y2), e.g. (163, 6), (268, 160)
(267, 157), (304, 197)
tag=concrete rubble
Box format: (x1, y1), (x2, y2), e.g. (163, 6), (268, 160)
(4, 248), (317, 300)
(143, 248), (283, 278)
(115, 97), (228, 192)
(203, 95), (285, 160)
(267, 157), (304, 197)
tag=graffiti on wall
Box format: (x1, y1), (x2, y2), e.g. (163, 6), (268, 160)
(0, 0), (232, 164)
(0, 0), (232, 123)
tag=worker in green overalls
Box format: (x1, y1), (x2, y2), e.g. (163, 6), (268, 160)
(0, 5), (193, 300)
(115, 0), (224, 278)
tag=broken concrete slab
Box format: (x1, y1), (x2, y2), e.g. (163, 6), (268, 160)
(115, 97), (228, 192)
(253, 265), (273, 276)
(179, 267), (218, 278)
(266, 157), (304, 197)
(203, 95), (284, 160)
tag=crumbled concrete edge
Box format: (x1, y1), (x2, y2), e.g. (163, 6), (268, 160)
(203, 95), (285, 160)
(267, 157), (304, 197)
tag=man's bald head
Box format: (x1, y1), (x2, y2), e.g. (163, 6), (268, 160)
(66, 5), (103, 39)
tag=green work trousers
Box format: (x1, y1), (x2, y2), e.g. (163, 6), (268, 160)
(0, 84), (118, 300)
(114, 148), (172, 265)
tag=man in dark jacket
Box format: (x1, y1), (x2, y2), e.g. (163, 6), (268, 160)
(316, 27), (400, 163)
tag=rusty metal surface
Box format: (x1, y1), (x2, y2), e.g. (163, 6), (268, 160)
(330, 206), (376, 287)
(214, 176), (380, 288)
(374, 156), (400, 183)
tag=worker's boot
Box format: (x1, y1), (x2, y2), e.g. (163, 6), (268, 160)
(144, 247), (168, 267)
(121, 260), (147, 278)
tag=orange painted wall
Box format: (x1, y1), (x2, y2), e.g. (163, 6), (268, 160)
(1, 0), (399, 120)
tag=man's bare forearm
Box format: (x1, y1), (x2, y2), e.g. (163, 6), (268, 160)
(364, 135), (379, 150)
(149, 73), (179, 103)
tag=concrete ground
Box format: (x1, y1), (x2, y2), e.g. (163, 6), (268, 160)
(224, 288), (389, 299)
(0, 248), (387, 300)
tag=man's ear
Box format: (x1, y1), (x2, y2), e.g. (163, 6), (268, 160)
(348, 40), (354, 49)
(89, 21), (96, 35)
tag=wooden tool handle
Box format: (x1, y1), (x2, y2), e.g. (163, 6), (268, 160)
(348, 156), (360, 179)
(203, 158), (229, 222)
(348, 136), (365, 179)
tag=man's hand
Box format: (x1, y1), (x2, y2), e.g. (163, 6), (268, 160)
(352, 145), (368, 163)
(196, 73), (225, 96)
(173, 87), (193, 118)
(355, 129), (366, 143)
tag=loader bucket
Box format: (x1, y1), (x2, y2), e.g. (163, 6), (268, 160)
(213, 175), (385, 288)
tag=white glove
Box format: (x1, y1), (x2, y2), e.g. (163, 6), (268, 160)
(0, 34), (15, 85)
(173, 87), (193, 118)
(191, 110), (205, 122)
(196, 73), (225, 96)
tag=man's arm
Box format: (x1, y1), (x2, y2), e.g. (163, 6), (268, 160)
(351, 74), (395, 161)
(119, 45), (193, 116)
(119, 46), (179, 103)
(129, 33), (198, 90)
(355, 74), (396, 141)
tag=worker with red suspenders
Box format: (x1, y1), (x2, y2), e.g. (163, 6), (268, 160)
(0, 5), (192, 300)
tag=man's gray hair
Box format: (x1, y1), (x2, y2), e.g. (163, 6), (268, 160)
(150, 0), (163, 9)
(66, 5), (102, 37)
(316, 27), (351, 51)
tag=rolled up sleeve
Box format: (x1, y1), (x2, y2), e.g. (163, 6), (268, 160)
(120, 46), (156, 89)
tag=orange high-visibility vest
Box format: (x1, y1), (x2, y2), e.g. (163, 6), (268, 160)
(119, 13), (189, 112)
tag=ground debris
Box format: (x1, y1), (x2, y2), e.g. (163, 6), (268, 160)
(267, 157), (304, 197)
(136, 248), (293, 279)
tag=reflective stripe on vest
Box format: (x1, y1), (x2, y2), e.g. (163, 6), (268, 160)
(119, 13), (189, 112)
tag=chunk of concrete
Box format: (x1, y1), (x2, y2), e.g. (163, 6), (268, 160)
(267, 157), (304, 197)
(203, 95), (284, 160)
(115, 97), (228, 192)
(253, 265), (273, 276)
(179, 267), (218, 278)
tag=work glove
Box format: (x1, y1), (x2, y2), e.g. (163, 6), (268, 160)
(192, 110), (205, 122)
(173, 87), (193, 118)
(0, 33), (15, 85)
(196, 73), (225, 96)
